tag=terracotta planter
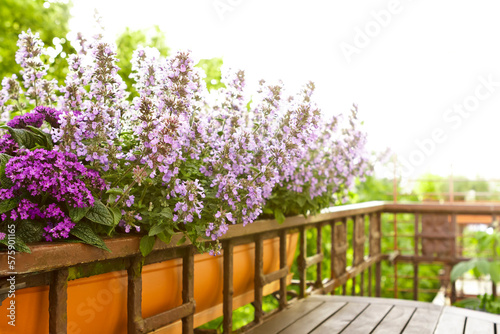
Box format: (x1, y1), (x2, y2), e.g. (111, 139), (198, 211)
(0, 233), (298, 334)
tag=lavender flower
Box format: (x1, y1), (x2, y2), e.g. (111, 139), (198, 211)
(0, 75), (23, 121)
(15, 30), (58, 106)
(57, 39), (128, 171)
(171, 179), (205, 224)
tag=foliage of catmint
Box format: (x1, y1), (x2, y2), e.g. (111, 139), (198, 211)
(0, 30), (371, 256)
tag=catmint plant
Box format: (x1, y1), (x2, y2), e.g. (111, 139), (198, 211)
(0, 30), (370, 256)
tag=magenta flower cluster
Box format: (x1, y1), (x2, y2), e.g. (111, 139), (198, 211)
(0, 149), (105, 208)
(7, 106), (61, 129)
(2, 199), (75, 241)
(0, 134), (18, 155)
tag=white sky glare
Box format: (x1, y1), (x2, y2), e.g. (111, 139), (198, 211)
(68, 0), (500, 180)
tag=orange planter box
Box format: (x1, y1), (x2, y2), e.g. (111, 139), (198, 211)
(0, 233), (298, 334)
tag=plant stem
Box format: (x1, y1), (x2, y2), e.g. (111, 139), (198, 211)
(111, 159), (141, 188)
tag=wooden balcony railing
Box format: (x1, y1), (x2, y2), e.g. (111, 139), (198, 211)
(1, 201), (499, 333)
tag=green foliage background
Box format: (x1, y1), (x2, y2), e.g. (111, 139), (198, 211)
(0, 0), (74, 84)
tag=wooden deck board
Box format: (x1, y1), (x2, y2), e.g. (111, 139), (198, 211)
(279, 301), (346, 334)
(309, 302), (369, 334)
(434, 309), (466, 334)
(464, 317), (494, 334)
(403, 306), (442, 334)
(247, 295), (500, 334)
(341, 303), (393, 334)
(246, 300), (323, 334)
(371, 305), (415, 334)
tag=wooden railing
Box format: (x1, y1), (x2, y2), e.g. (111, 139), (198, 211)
(1, 201), (499, 333)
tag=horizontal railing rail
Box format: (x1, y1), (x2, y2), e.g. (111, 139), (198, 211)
(0, 201), (498, 333)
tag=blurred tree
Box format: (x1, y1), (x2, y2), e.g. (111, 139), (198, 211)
(414, 173), (445, 201)
(353, 176), (398, 202)
(117, 26), (224, 100)
(413, 173), (491, 202)
(195, 57), (225, 91)
(0, 0), (74, 84)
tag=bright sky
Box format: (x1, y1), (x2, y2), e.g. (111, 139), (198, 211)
(68, 0), (500, 180)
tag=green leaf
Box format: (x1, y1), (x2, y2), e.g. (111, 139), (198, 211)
(140, 235), (156, 257)
(490, 261), (500, 283)
(0, 153), (12, 165)
(1, 126), (46, 149)
(26, 125), (53, 150)
(156, 231), (172, 244)
(274, 208), (285, 224)
(85, 199), (114, 226)
(451, 260), (477, 281)
(13, 237), (31, 253)
(263, 207), (273, 215)
(109, 207), (122, 226)
(18, 220), (44, 243)
(0, 198), (18, 214)
(148, 223), (166, 236)
(158, 207), (173, 219)
(68, 205), (90, 223)
(0, 237), (32, 253)
(106, 188), (124, 195)
(296, 196), (306, 208)
(70, 224), (110, 252)
(476, 259), (490, 276)
(177, 235), (186, 246)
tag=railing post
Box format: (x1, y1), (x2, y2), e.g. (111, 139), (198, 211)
(182, 246), (195, 333)
(223, 240), (234, 333)
(254, 235), (264, 324)
(394, 212), (398, 299)
(450, 214), (457, 304)
(298, 227), (307, 299)
(492, 214), (498, 298)
(279, 229), (288, 310)
(375, 213), (382, 297)
(315, 224), (323, 290)
(330, 221), (335, 295)
(413, 213), (419, 301)
(368, 266), (372, 297)
(127, 256), (144, 334)
(49, 268), (69, 334)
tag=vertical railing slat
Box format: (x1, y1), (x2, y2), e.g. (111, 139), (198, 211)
(493, 214), (498, 298)
(279, 230), (288, 310)
(394, 212), (398, 299)
(254, 235), (264, 324)
(182, 246), (195, 333)
(298, 227), (307, 299)
(450, 214), (457, 304)
(315, 225), (323, 290)
(375, 212), (382, 297)
(330, 221), (335, 295)
(413, 213), (419, 301)
(368, 266), (372, 297)
(49, 268), (69, 334)
(223, 240), (234, 333)
(127, 256), (144, 334)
